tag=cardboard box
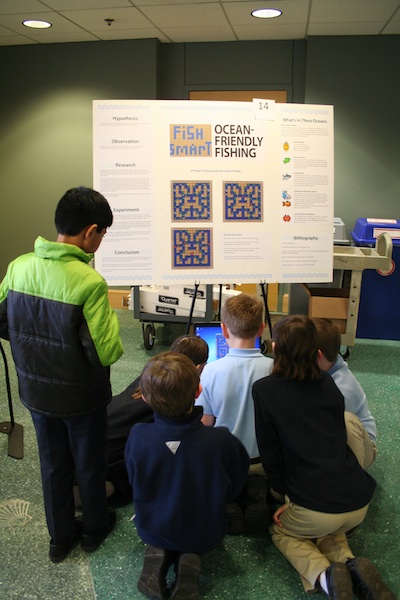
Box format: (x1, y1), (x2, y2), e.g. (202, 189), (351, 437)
(212, 285), (241, 313)
(303, 285), (349, 333)
(108, 289), (130, 309)
(229, 283), (279, 311)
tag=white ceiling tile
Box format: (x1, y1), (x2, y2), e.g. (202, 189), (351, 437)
(159, 25), (236, 42)
(20, 30), (100, 43)
(135, 0), (218, 4)
(391, 6), (400, 20)
(234, 23), (307, 41)
(60, 7), (154, 30)
(0, 12), (88, 34)
(308, 22), (387, 36)
(43, 0), (132, 9)
(0, 0), (46, 16)
(95, 27), (170, 42)
(382, 21), (400, 33)
(0, 35), (38, 45)
(225, 0), (310, 25)
(139, 3), (228, 28)
(310, 0), (400, 23)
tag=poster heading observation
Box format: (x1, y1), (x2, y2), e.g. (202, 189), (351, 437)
(169, 123), (263, 158)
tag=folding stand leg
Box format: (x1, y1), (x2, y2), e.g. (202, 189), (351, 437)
(259, 281), (273, 340)
(186, 281), (201, 334)
(0, 340), (24, 459)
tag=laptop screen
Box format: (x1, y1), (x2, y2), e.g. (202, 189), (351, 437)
(193, 322), (261, 362)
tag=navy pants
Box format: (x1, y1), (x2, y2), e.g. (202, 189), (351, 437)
(31, 407), (109, 544)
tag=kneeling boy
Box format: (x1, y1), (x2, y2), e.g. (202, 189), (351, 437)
(125, 352), (249, 600)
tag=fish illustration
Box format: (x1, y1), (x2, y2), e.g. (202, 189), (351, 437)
(282, 201), (291, 207)
(282, 173), (291, 180)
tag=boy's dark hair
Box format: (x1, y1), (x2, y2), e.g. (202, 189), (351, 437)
(221, 293), (263, 339)
(132, 336), (208, 401)
(312, 317), (341, 363)
(140, 352), (200, 417)
(170, 334), (209, 366)
(55, 186), (113, 235)
(272, 315), (321, 381)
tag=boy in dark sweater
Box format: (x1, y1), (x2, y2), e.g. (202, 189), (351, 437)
(106, 334), (209, 501)
(125, 351), (249, 600)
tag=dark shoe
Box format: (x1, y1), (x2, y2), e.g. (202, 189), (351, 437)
(137, 545), (173, 599)
(226, 502), (245, 535)
(170, 553), (201, 600)
(325, 562), (353, 599)
(49, 521), (82, 563)
(244, 503), (270, 535)
(246, 475), (268, 503)
(347, 556), (397, 600)
(81, 506), (116, 553)
(244, 475), (270, 534)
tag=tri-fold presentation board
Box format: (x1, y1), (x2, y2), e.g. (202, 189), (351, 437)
(93, 99), (334, 286)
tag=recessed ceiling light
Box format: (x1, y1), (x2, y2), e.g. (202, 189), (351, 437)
(22, 20), (52, 29)
(251, 8), (282, 19)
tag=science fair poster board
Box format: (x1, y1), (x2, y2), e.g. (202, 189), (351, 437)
(93, 99), (334, 286)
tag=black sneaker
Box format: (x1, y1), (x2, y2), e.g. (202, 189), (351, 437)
(81, 506), (116, 553)
(325, 562), (353, 599)
(137, 545), (173, 600)
(347, 556), (397, 600)
(49, 520), (82, 563)
(170, 553), (201, 600)
(243, 504), (270, 535)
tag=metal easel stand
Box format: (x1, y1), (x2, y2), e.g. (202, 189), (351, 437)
(0, 340), (24, 459)
(259, 281), (273, 340)
(333, 232), (393, 350)
(185, 281), (201, 334)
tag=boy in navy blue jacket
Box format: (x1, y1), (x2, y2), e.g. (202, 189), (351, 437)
(125, 351), (249, 600)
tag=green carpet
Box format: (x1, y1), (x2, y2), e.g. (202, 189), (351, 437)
(0, 309), (399, 599)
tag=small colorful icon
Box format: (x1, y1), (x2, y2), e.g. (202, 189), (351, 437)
(283, 157), (291, 164)
(282, 200), (291, 207)
(282, 191), (291, 200)
(283, 214), (291, 222)
(282, 173), (291, 180)
(283, 141), (289, 151)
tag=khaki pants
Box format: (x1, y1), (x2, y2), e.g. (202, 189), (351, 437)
(270, 498), (369, 592)
(345, 412), (376, 469)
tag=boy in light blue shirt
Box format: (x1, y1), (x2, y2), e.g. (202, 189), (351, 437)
(313, 317), (377, 468)
(196, 293), (273, 534)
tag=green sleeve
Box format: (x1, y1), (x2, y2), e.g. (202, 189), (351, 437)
(83, 279), (124, 366)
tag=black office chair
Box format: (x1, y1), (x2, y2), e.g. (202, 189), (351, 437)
(0, 340), (23, 459)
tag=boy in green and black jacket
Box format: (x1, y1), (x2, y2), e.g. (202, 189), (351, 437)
(0, 186), (123, 563)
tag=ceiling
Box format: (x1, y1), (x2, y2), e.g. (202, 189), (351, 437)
(0, 0), (399, 46)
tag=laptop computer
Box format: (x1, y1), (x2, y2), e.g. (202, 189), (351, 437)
(193, 321), (262, 363)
